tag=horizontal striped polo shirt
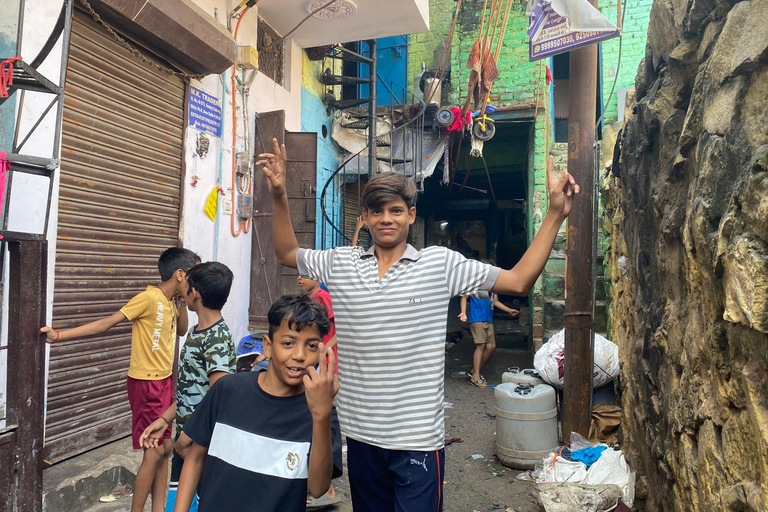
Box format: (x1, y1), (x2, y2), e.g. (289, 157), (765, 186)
(297, 244), (499, 451)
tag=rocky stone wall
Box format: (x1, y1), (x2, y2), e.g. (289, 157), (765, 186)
(609, 0), (768, 509)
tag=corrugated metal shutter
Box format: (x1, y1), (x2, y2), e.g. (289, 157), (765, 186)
(342, 180), (364, 244)
(45, 10), (185, 463)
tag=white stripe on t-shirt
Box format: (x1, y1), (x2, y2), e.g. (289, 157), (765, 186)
(297, 244), (499, 451)
(208, 422), (310, 479)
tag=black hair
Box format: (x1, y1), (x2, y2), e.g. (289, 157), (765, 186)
(186, 261), (234, 311)
(267, 294), (331, 340)
(362, 171), (418, 210)
(158, 247), (200, 281)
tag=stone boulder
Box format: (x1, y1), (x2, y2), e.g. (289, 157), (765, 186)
(606, 0), (768, 509)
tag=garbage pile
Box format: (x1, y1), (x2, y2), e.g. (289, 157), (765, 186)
(517, 432), (635, 512)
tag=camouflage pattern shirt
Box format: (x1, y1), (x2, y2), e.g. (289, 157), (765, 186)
(176, 319), (235, 431)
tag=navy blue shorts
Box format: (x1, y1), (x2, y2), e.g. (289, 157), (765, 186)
(347, 438), (444, 512)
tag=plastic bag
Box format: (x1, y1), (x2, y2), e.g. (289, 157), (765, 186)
(584, 449), (636, 508)
(533, 329), (620, 389)
(568, 432), (593, 452)
(542, 451), (588, 483)
(528, 483), (624, 512)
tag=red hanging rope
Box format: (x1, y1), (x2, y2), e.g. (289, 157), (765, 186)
(0, 57), (23, 98)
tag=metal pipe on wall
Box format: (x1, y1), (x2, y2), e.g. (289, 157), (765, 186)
(367, 39), (377, 178)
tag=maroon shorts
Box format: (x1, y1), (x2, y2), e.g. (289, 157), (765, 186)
(126, 376), (173, 450)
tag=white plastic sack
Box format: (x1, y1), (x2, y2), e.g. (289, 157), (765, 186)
(542, 451), (588, 483)
(533, 329), (620, 389)
(584, 449), (636, 508)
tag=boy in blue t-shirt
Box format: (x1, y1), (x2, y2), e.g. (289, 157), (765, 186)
(459, 292), (519, 387)
(173, 294), (338, 512)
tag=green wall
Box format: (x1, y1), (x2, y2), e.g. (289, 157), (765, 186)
(599, 0), (653, 123)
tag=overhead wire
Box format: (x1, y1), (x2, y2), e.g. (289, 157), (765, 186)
(230, 5), (251, 237)
(596, 0), (629, 131)
(261, 0), (339, 53)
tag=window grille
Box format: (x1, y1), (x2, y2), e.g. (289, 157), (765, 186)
(258, 17), (284, 86)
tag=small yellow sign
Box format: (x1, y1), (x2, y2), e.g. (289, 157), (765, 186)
(204, 187), (219, 221)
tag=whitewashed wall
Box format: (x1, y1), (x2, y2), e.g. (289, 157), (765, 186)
(0, 0), (304, 419)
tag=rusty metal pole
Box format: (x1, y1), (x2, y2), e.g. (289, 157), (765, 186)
(562, 13), (599, 443)
(7, 240), (47, 512)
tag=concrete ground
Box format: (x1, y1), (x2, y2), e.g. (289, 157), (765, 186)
(50, 323), (540, 512)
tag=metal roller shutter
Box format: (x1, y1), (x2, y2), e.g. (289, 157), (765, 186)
(342, 180), (364, 244)
(45, 10), (185, 462)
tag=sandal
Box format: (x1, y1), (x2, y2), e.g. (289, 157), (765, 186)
(307, 493), (342, 509)
(470, 377), (487, 387)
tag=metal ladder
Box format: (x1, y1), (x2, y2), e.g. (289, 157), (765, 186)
(1, 0), (74, 239)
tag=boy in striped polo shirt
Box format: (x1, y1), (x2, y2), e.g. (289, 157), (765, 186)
(258, 139), (579, 511)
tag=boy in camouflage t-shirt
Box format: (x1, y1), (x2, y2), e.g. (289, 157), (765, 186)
(140, 262), (235, 512)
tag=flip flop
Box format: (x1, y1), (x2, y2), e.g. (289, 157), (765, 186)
(307, 494), (342, 509)
(470, 378), (487, 387)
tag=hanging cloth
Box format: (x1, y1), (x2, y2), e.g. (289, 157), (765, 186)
(0, 57), (23, 98)
(466, 38), (499, 111)
(446, 107), (472, 133)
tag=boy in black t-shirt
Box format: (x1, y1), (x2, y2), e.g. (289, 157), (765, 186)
(173, 295), (338, 512)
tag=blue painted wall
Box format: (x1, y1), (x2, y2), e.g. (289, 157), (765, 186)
(300, 86), (340, 249)
(359, 36), (409, 105)
(0, 15), (18, 152)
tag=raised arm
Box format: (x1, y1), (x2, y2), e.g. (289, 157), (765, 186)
(351, 215), (365, 247)
(256, 138), (299, 269)
(40, 311), (127, 343)
(304, 343), (338, 498)
(492, 156), (579, 295)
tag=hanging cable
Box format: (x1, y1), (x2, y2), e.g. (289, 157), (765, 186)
(230, 6), (251, 237)
(424, 0), (464, 106)
(260, 0), (339, 53)
(595, 0), (628, 131)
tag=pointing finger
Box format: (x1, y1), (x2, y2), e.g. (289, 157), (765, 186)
(317, 342), (328, 378)
(326, 345), (337, 378)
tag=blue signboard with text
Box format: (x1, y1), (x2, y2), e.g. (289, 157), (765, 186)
(527, 0), (620, 61)
(188, 87), (222, 137)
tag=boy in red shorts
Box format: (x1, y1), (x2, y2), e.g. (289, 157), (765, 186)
(42, 247), (200, 512)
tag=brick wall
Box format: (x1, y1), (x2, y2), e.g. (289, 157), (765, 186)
(408, 0), (557, 346)
(599, 0), (653, 124)
(449, 0), (547, 108)
(408, 0), (456, 86)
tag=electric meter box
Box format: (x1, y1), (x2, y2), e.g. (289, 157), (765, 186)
(237, 194), (253, 219)
(237, 45), (259, 70)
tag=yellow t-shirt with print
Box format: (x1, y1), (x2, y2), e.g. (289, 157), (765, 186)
(120, 286), (177, 380)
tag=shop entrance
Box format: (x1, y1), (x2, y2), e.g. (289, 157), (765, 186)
(420, 121), (533, 349)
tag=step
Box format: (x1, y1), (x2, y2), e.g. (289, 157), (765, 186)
(542, 273), (606, 301)
(0, 59), (59, 106)
(341, 119), (370, 129)
(376, 157), (414, 164)
(328, 97), (371, 109)
(43, 437), (141, 512)
(542, 299), (608, 334)
(320, 71), (371, 86)
(326, 46), (373, 64)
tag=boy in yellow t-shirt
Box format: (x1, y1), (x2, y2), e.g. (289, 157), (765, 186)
(41, 247), (200, 512)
